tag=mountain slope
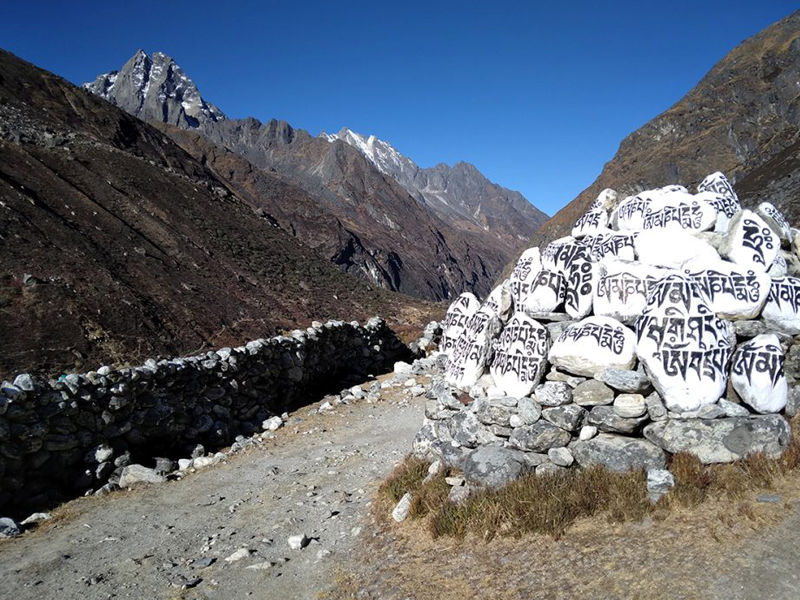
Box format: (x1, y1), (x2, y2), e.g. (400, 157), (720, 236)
(528, 9), (800, 250)
(321, 127), (548, 243)
(0, 49), (435, 377)
(85, 52), (546, 300)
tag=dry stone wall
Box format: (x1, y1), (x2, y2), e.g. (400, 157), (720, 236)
(0, 317), (410, 514)
(416, 172), (800, 494)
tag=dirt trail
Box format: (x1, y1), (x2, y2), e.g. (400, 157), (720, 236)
(0, 377), (425, 600)
(5, 369), (800, 600)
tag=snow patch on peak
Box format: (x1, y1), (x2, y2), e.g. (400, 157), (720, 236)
(320, 128), (416, 179)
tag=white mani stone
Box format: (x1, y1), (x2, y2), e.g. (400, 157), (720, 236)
(641, 191), (717, 233)
(757, 202), (792, 245)
(590, 188), (618, 211)
(719, 210), (780, 273)
(540, 236), (586, 273)
(696, 172), (741, 233)
(483, 281), (513, 322)
(508, 247), (543, 307)
(731, 334), (787, 414)
(635, 229), (720, 269)
(613, 193), (653, 231)
(445, 307), (502, 389)
(440, 293), (480, 356)
(572, 209), (609, 238)
(489, 313), (550, 398)
(635, 275), (732, 412)
(762, 276), (800, 334)
(695, 191), (742, 234)
(548, 316), (637, 377)
(793, 228), (800, 261)
(769, 253), (789, 278)
(581, 231), (637, 262)
(697, 172), (738, 201)
(563, 259), (596, 319)
(518, 269), (566, 315)
(594, 259), (674, 325)
(682, 257), (770, 321)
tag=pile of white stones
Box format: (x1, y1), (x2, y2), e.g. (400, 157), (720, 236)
(414, 172), (800, 492)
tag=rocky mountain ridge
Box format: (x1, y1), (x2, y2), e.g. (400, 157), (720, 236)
(84, 52), (547, 300)
(321, 127), (547, 241)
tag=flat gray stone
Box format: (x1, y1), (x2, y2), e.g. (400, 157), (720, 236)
(573, 380), (615, 407)
(548, 446), (575, 467)
(463, 446), (526, 489)
(541, 404), (586, 432)
(596, 368), (652, 394)
(534, 381), (573, 406)
(119, 464), (166, 488)
(718, 398), (751, 418)
(734, 320), (768, 339)
(645, 392), (668, 421)
(508, 421), (571, 452)
(643, 415), (791, 464)
(586, 405), (648, 434)
(570, 433), (667, 472)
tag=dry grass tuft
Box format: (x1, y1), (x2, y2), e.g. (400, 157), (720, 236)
(378, 455), (430, 504)
(410, 477), (451, 518)
(424, 466), (652, 540)
(380, 415), (800, 542)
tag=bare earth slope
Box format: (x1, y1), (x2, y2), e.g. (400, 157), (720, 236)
(0, 49), (435, 378)
(529, 9), (800, 251)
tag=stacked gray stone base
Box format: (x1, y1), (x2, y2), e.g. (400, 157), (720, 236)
(414, 365), (792, 490)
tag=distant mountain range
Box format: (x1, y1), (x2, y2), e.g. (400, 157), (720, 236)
(84, 50), (547, 300)
(527, 9), (800, 253)
(321, 128), (544, 242)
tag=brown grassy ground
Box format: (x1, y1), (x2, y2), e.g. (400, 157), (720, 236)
(325, 417), (800, 600)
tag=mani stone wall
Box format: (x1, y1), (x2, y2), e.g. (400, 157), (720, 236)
(0, 317), (409, 514)
(416, 173), (800, 491)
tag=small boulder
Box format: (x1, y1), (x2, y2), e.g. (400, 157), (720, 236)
(613, 394), (647, 418)
(0, 517), (20, 538)
(119, 464), (166, 488)
(463, 446), (526, 489)
(533, 381), (573, 406)
(572, 380), (615, 407)
(391, 493), (413, 523)
(570, 433), (667, 472)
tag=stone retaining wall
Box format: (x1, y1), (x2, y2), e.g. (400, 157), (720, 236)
(0, 317), (410, 514)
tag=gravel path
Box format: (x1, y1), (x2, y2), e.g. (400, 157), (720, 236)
(5, 365), (800, 600)
(0, 378), (425, 600)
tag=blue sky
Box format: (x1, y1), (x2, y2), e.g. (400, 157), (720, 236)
(3, 1), (797, 215)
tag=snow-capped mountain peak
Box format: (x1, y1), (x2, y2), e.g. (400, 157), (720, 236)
(321, 127), (418, 179)
(319, 127), (547, 235)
